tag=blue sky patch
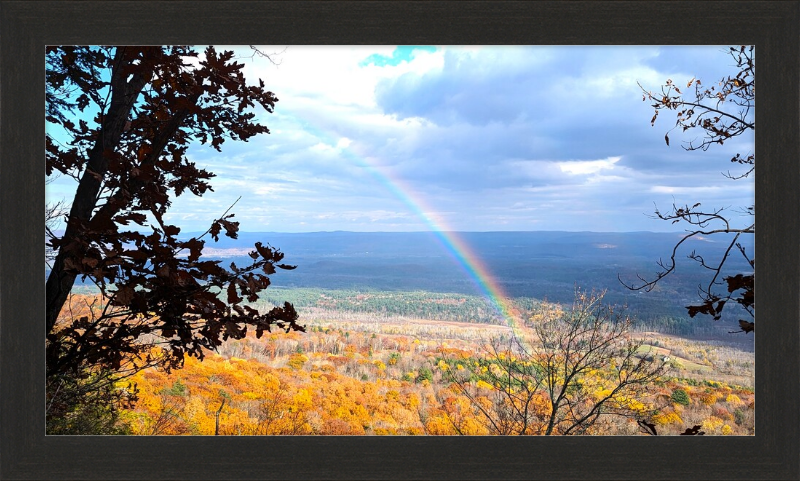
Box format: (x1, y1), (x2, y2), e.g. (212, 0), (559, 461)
(360, 45), (437, 67)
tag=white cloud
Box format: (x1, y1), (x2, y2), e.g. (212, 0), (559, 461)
(650, 185), (723, 195)
(557, 156), (621, 175)
(234, 45), (444, 110)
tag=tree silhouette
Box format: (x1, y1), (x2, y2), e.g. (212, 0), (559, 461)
(45, 46), (303, 431)
(621, 46), (754, 333)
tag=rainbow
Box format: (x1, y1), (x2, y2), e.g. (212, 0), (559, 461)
(276, 111), (531, 347)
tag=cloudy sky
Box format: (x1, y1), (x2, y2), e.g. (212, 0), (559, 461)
(47, 45), (755, 233)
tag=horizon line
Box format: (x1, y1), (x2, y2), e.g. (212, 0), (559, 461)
(179, 229), (696, 235)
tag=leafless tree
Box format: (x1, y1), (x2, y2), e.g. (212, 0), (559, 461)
(45, 176), (67, 266)
(445, 290), (667, 435)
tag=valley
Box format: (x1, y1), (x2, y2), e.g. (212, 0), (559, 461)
(62, 231), (755, 435)
(118, 286), (754, 436)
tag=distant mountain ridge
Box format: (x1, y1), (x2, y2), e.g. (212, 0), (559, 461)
(181, 230), (743, 259)
(173, 231), (752, 320)
(49, 230), (753, 338)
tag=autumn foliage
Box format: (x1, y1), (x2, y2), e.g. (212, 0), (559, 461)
(118, 294), (754, 436)
(45, 46), (755, 437)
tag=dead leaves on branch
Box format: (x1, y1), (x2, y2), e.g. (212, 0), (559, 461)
(730, 320), (755, 334)
(626, 46), (755, 330)
(51, 207), (303, 376)
(686, 271), (754, 333)
(680, 425), (706, 436)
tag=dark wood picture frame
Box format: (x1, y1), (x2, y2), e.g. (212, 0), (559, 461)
(2, 1), (798, 479)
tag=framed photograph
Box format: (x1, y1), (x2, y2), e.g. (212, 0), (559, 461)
(2, 1), (798, 479)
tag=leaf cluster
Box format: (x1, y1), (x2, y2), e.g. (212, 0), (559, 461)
(45, 46), (302, 384)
